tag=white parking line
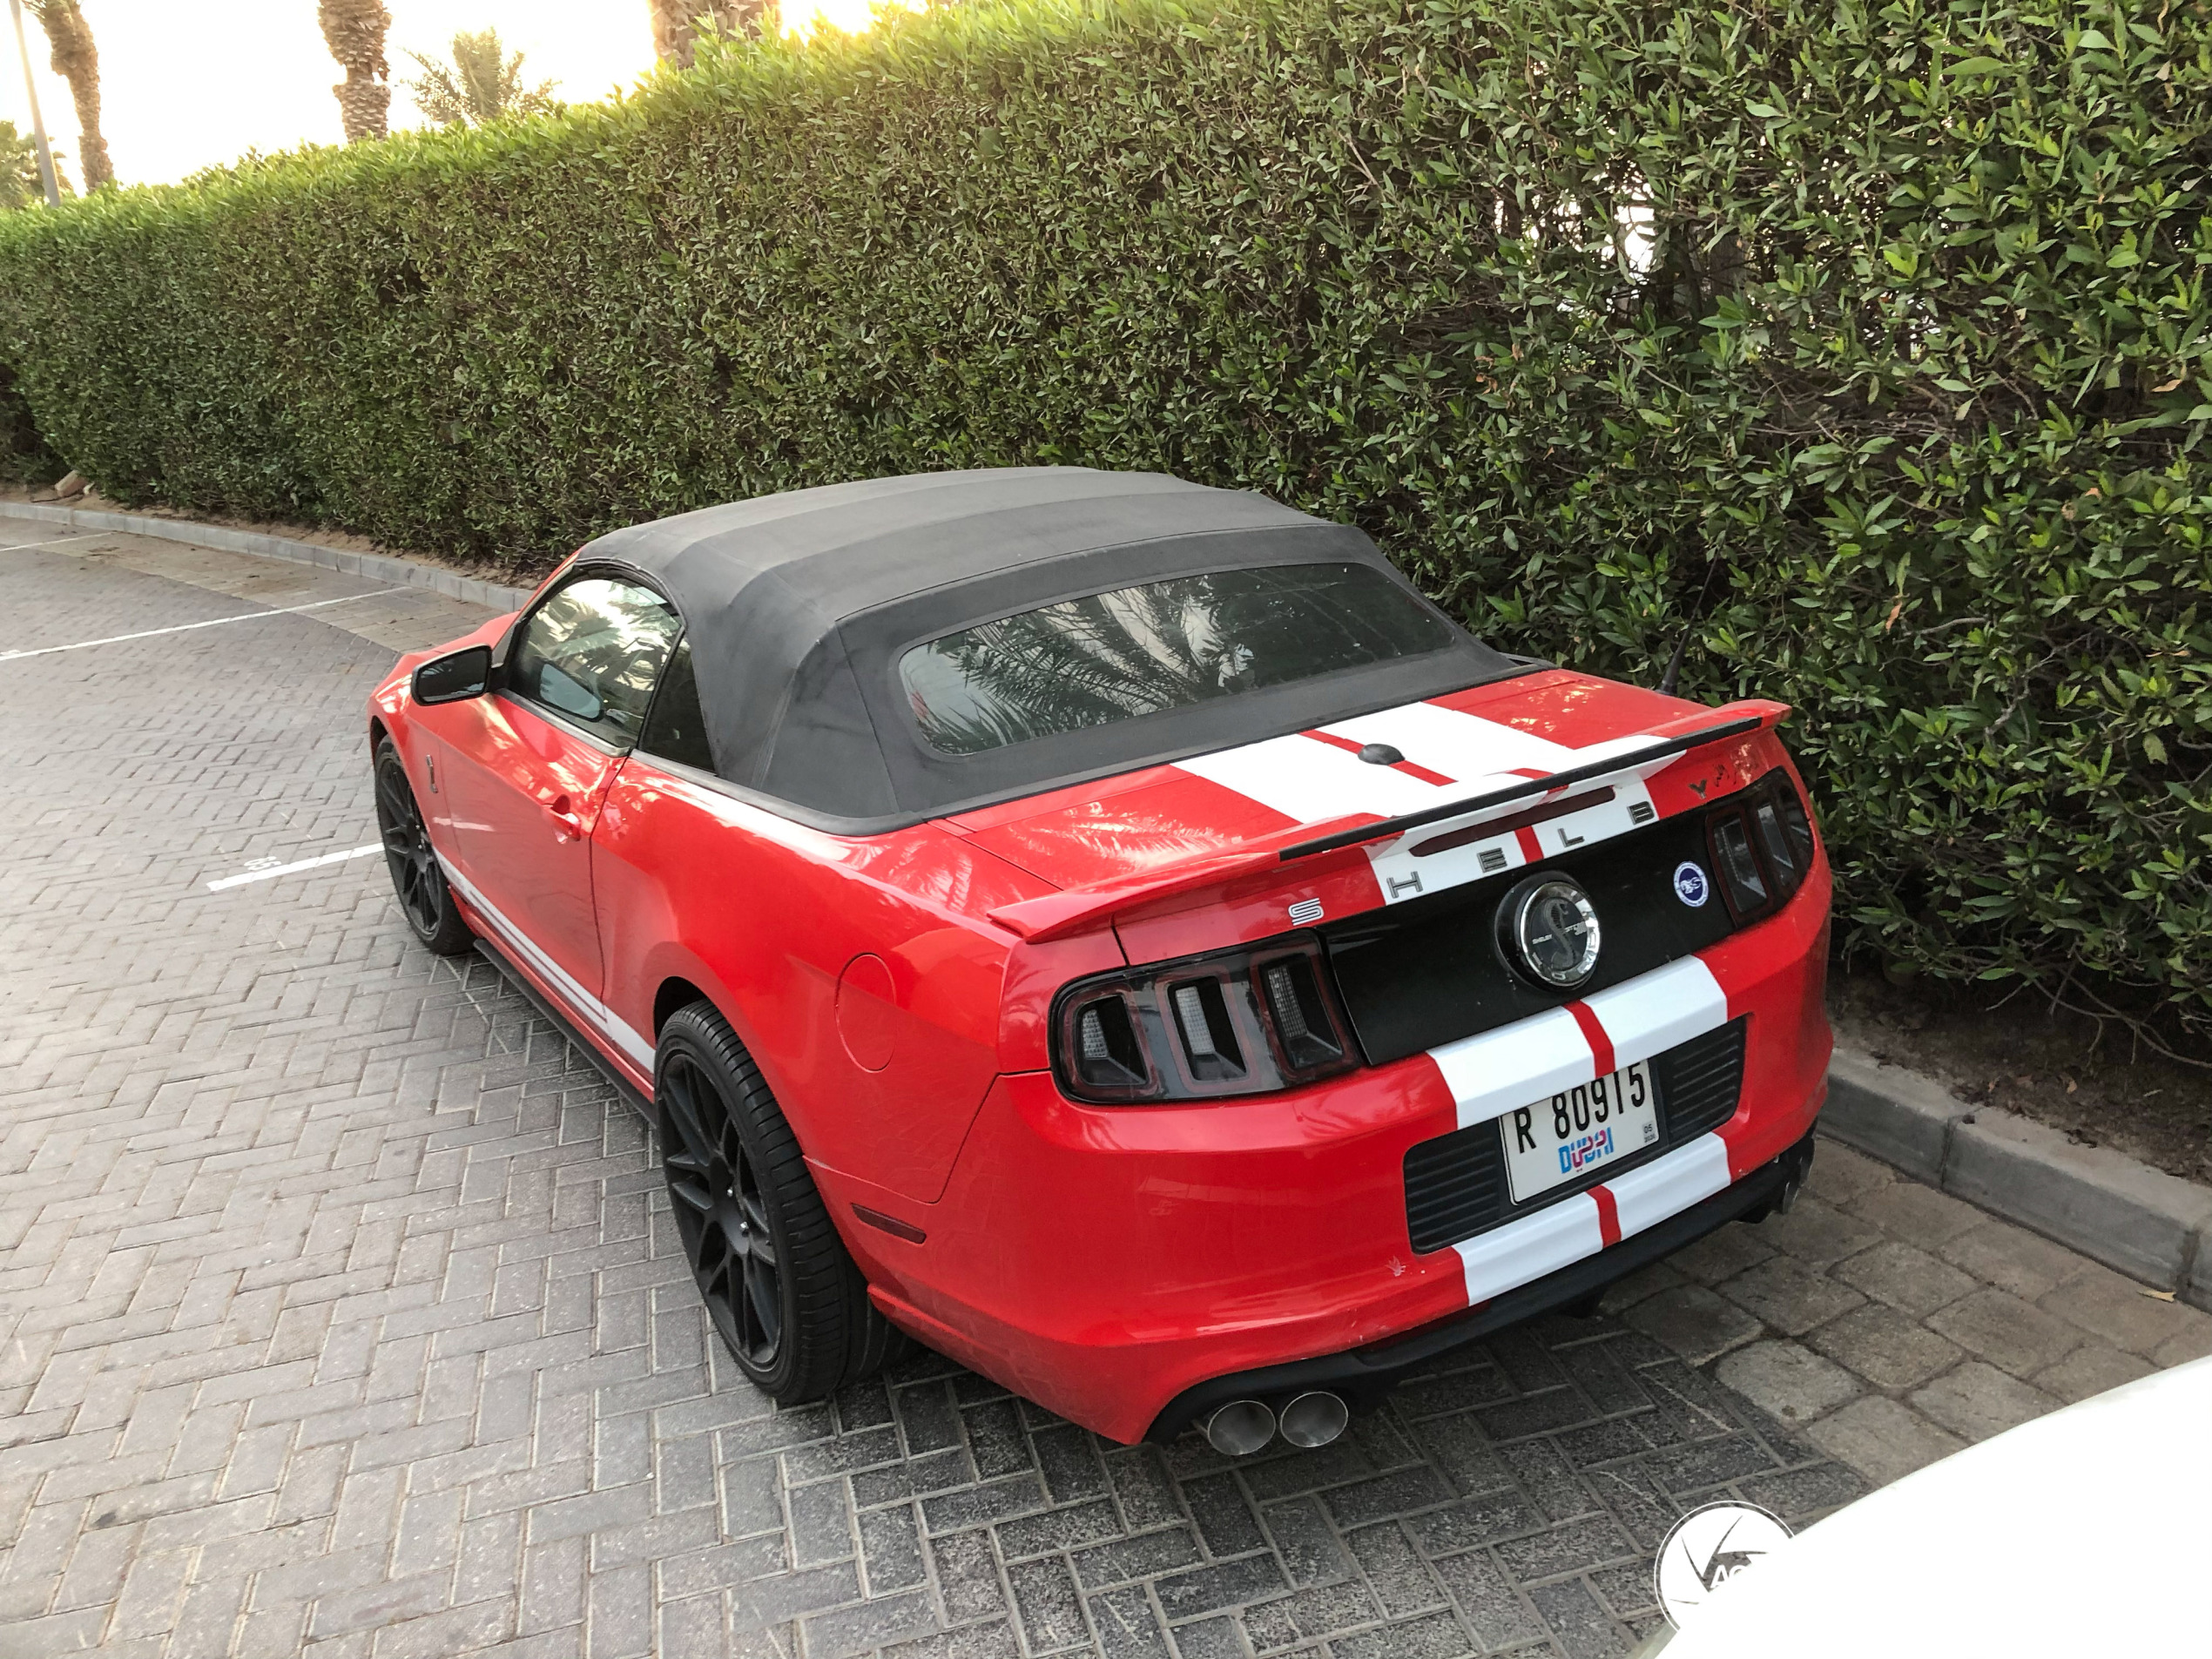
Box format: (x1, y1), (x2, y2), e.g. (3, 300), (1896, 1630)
(0, 588), (396, 660)
(206, 844), (385, 892)
(0, 532), (117, 552)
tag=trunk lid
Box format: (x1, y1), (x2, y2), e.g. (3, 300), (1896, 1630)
(941, 671), (1770, 907)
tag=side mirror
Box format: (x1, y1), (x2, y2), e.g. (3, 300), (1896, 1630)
(412, 644), (493, 705)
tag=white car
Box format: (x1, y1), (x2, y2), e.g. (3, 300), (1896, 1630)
(1643, 1354), (2212, 1656)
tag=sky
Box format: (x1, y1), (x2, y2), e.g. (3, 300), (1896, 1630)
(2, 0), (882, 189)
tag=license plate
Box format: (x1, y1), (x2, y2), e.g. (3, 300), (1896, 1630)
(1501, 1062), (1661, 1204)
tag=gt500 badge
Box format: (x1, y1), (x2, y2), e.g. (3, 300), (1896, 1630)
(1673, 861), (1710, 907)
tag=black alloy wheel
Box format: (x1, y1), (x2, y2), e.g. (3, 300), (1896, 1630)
(654, 1001), (909, 1402)
(660, 1049), (785, 1370)
(373, 737), (473, 955)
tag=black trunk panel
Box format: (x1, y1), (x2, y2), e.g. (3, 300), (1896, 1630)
(1320, 806), (1738, 1068)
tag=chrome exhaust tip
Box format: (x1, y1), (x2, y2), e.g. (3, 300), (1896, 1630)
(1774, 1173), (1804, 1216)
(1202, 1399), (1277, 1457)
(1278, 1390), (1350, 1449)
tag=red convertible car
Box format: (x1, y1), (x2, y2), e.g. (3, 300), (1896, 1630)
(368, 469), (1831, 1453)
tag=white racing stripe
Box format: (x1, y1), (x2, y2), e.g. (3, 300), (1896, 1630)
(1424, 954), (1734, 1129)
(1174, 731), (1447, 823)
(1319, 700), (1576, 779)
(1172, 695), (1702, 908)
(1176, 699), (1582, 826)
(1431, 1008), (1596, 1130)
(1454, 1190), (1604, 1305)
(1361, 736), (1690, 907)
(1365, 777), (1659, 907)
(438, 856), (657, 1071)
(1580, 956), (1729, 1069)
(206, 844), (383, 892)
(1367, 826), (1529, 904)
(1449, 1131), (1735, 1307)
(1607, 1132), (1732, 1238)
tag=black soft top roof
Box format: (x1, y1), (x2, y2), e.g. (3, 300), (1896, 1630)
(577, 468), (1517, 832)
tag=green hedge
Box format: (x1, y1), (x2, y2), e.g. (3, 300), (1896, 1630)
(1, 0), (2207, 1025)
(0, 360), (60, 485)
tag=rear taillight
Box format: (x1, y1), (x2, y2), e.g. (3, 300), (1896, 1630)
(1052, 934), (1359, 1104)
(1070, 995), (1150, 1097)
(1256, 951), (1347, 1074)
(1704, 771), (1817, 922)
(1710, 813), (1770, 914)
(1761, 789), (1816, 886)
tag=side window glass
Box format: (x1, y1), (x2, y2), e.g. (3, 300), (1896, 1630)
(638, 637), (715, 772)
(509, 577), (681, 746)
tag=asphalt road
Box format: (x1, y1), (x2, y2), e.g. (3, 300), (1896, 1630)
(2, 522), (2205, 1659)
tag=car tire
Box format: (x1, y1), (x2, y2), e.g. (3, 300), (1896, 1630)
(655, 1001), (910, 1402)
(373, 736), (474, 956)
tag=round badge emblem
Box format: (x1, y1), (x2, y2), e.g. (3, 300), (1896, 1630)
(1673, 861), (1710, 908)
(1497, 875), (1602, 989)
(1652, 1501), (1792, 1629)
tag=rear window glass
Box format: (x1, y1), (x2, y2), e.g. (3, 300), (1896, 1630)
(899, 563), (1454, 756)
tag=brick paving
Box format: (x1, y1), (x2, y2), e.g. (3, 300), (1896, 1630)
(2, 525), (2207, 1659)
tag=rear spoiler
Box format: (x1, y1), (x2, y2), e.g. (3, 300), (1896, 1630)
(984, 701), (1788, 943)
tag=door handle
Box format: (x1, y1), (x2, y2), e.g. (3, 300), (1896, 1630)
(547, 794), (584, 841)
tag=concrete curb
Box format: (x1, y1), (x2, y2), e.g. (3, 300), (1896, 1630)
(1823, 1046), (2212, 1310)
(0, 497), (535, 612)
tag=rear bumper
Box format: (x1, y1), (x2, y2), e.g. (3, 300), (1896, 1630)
(1143, 1129), (1817, 1440)
(823, 878), (1832, 1446)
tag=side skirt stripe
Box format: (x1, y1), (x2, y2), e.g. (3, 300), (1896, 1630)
(438, 856), (657, 1071)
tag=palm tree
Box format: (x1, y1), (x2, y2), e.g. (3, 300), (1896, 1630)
(402, 30), (558, 128)
(24, 1), (110, 187)
(649, 0), (777, 68)
(318, 0), (392, 143)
